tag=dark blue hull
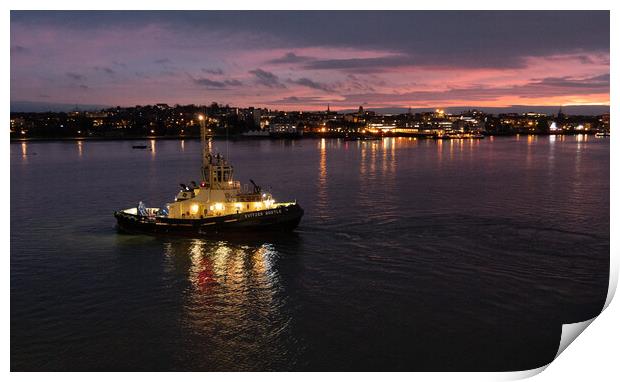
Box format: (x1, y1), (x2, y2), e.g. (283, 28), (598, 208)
(114, 204), (303, 236)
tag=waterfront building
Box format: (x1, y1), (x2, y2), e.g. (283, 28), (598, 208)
(8, 102), (609, 139)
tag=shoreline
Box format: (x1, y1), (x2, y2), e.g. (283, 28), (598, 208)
(9, 131), (604, 142)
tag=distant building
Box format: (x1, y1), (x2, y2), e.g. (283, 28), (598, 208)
(252, 108), (261, 127)
(269, 123), (303, 137)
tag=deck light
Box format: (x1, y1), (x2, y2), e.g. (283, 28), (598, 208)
(190, 204), (199, 214)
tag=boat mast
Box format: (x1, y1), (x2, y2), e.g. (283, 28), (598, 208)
(199, 114), (209, 182)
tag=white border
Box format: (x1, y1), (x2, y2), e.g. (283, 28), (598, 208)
(4, 2), (617, 380)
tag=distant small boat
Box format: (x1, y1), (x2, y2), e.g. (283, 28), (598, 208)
(358, 135), (382, 141)
(435, 132), (484, 139)
(343, 134), (380, 141)
(595, 132), (610, 137)
(435, 133), (454, 140)
(132, 145), (148, 149)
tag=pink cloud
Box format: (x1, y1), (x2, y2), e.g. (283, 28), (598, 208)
(11, 22), (609, 110)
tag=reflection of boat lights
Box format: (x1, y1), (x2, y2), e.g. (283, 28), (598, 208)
(168, 239), (285, 344)
(212, 245), (231, 278)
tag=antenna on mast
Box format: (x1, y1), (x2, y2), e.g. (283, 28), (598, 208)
(198, 113), (209, 181)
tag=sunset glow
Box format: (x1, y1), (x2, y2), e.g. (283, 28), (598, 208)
(10, 11), (609, 112)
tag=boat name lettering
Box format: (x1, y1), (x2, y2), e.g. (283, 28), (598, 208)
(245, 209), (282, 218)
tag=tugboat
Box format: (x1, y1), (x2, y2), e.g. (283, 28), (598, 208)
(114, 118), (304, 235)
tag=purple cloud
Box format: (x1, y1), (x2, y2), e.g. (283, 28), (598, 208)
(193, 77), (243, 89)
(249, 69), (286, 88)
(288, 77), (335, 92)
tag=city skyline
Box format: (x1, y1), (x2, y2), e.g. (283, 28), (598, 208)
(11, 11), (610, 112)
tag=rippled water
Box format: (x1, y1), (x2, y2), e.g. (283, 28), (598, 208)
(11, 135), (609, 371)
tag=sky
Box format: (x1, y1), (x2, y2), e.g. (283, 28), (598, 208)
(10, 11), (610, 113)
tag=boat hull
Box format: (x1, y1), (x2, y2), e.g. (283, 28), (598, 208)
(114, 203), (304, 236)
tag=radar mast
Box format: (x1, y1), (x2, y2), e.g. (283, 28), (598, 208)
(198, 114), (210, 182)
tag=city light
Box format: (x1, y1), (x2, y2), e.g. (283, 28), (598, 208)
(10, 103), (608, 139)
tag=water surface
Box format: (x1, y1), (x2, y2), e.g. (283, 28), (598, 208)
(11, 136), (609, 371)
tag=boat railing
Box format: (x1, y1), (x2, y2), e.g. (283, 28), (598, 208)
(236, 193), (262, 202)
(210, 180), (241, 190)
(121, 207), (160, 218)
(274, 202), (296, 208)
